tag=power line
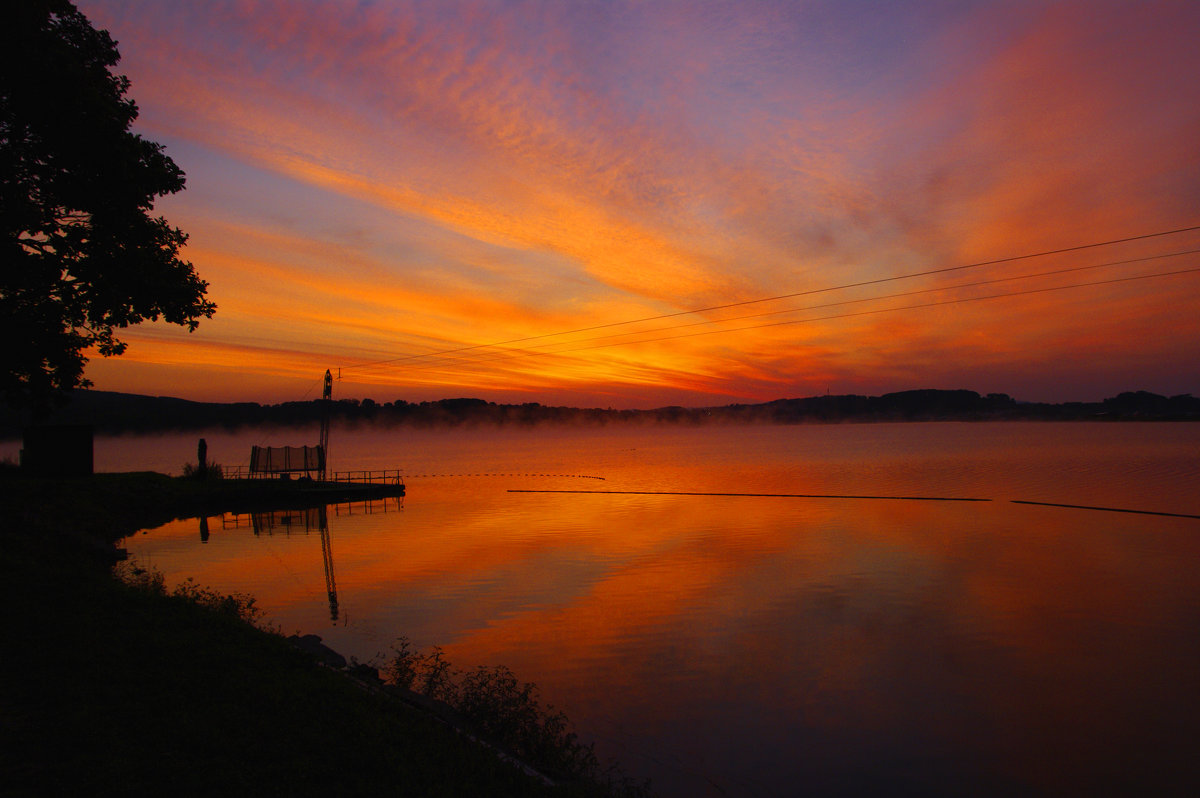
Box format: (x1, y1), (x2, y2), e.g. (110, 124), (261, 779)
(576, 248), (1200, 344)
(390, 264), (1200, 375)
(337, 223), (1200, 375)
(369, 247), (1200, 371)
(544, 266), (1200, 355)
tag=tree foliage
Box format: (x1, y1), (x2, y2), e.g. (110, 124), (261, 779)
(0, 0), (215, 412)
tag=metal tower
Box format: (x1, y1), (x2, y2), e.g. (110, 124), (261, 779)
(318, 369), (332, 481)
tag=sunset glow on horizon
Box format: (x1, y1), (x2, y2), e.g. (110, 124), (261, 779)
(75, 0), (1200, 407)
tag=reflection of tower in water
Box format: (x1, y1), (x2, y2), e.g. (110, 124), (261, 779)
(318, 509), (338, 623)
(247, 506), (340, 624)
(209, 497), (403, 626)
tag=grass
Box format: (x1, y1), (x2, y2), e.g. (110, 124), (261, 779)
(1, 471), (648, 797)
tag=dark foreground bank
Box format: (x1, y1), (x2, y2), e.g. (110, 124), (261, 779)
(1, 472), (646, 797)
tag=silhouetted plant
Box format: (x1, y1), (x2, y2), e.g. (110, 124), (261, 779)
(180, 461), (224, 480)
(387, 639), (457, 702)
(386, 636), (421, 689)
(456, 664), (600, 778)
(116, 563), (259, 623)
(116, 562), (166, 595)
(385, 637), (652, 796)
(172, 576), (260, 622)
(420, 646), (456, 700)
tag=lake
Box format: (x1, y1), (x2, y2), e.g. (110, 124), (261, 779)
(94, 422), (1200, 795)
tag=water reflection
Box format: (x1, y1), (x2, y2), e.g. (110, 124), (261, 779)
(123, 425), (1200, 797)
(190, 497), (404, 626)
(251, 508), (338, 622)
(319, 516), (337, 624)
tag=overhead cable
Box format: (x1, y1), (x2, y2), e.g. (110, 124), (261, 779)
(370, 247), (1200, 371)
(337, 223), (1200, 375)
(391, 264), (1200, 375)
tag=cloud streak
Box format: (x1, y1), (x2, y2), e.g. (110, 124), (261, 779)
(74, 0), (1200, 404)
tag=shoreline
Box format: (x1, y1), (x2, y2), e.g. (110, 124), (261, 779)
(2, 471), (643, 796)
(3, 388), (1197, 440)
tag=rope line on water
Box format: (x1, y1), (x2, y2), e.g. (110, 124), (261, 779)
(505, 490), (1200, 518)
(508, 489), (988, 501)
(1011, 500), (1200, 519)
(406, 473), (606, 480)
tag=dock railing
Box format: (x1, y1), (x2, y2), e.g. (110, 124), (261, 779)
(222, 465), (405, 487)
(223, 464), (255, 480)
(329, 469), (406, 488)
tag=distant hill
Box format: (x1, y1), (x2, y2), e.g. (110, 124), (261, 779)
(3, 388), (1198, 437)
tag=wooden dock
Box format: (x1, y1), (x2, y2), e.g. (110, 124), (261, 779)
(203, 469), (405, 514)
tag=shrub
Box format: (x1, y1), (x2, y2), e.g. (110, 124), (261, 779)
(385, 637), (651, 796)
(181, 461), (224, 480)
(386, 636), (421, 689)
(172, 576), (261, 622)
(115, 562), (166, 595)
(115, 564), (260, 624)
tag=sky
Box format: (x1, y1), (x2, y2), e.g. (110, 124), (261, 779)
(74, 0), (1200, 407)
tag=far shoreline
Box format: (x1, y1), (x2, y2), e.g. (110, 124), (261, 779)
(2, 388), (1197, 441)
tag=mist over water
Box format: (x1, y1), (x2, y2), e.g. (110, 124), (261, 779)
(116, 422), (1200, 796)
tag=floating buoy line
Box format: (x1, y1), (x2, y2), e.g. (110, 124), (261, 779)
(509, 489), (984, 501)
(506, 490), (1200, 519)
(404, 472), (606, 480)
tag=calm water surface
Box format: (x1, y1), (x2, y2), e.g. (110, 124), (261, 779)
(109, 423), (1199, 796)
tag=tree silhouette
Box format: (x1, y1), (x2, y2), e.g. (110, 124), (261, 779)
(1, 0), (215, 413)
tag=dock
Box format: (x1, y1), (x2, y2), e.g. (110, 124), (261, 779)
(189, 468), (406, 515)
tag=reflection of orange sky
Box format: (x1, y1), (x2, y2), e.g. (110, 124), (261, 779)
(128, 488), (1200, 794)
(132, 490), (1200, 676)
(111, 422), (1200, 796)
(76, 1), (1200, 406)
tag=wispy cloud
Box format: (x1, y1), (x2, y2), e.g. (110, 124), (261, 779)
(75, 0), (1200, 404)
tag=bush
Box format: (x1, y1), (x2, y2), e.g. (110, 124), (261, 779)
(387, 637), (651, 796)
(171, 576), (261, 622)
(115, 564), (260, 623)
(181, 461), (224, 480)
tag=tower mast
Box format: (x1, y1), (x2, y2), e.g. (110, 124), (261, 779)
(319, 369), (332, 481)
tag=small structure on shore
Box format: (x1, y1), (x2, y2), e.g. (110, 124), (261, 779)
(248, 444), (325, 480)
(241, 369), (403, 494)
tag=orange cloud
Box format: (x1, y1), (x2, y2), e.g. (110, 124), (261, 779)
(74, 0), (1200, 404)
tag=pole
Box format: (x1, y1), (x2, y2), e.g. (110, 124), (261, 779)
(319, 369), (332, 481)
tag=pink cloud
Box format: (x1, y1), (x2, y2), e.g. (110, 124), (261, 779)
(72, 0), (1200, 404)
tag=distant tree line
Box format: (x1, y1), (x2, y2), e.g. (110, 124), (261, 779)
(3, 388), (1199, 438)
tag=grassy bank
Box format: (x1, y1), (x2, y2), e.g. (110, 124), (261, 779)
(1, 472), (643, 796)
